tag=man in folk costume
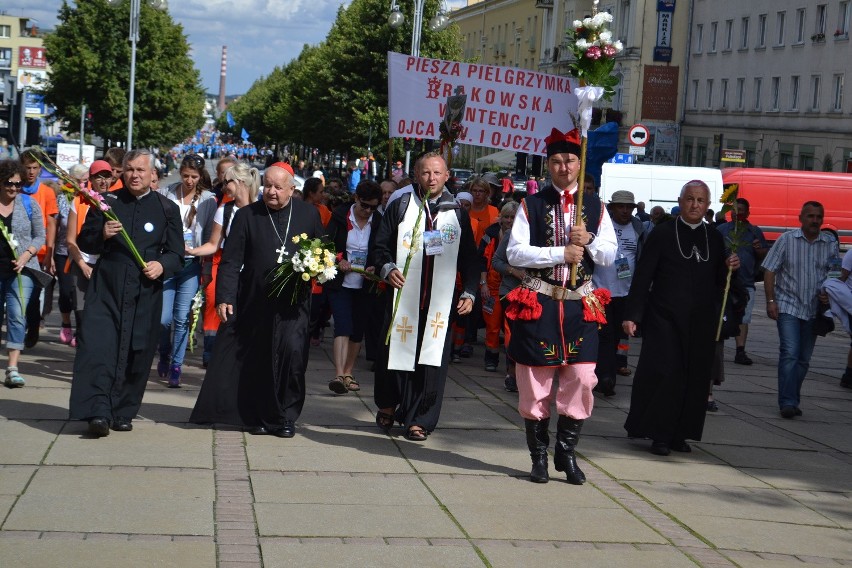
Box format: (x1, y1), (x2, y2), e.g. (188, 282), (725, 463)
(373, 152), (479, 441)
(506, 128), (617, 484)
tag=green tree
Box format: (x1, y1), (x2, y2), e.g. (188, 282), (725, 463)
(232, 0), (461, 165)
(42, 0), (205, 148)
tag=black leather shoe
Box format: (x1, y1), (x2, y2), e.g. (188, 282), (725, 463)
(249, 426), (269, 435)
(271, 421), (295, 438)
(670, 440), (691, 453)
(794, 407), (803, 416)
(112, 418), (133, 432)
(88, 417), (110, 437)
(650, 441), (671, 456)
(780, 406), (796, 419)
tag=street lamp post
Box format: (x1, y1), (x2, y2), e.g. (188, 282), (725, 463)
(109, 0), (168, 149)
(388, 0), (449, 170)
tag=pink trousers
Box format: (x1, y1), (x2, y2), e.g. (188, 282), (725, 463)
(516, 363), (597, 420)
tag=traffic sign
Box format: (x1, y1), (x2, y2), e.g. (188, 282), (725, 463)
(628, 124), (650, 147)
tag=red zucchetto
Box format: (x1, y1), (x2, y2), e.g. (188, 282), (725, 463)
(269, 161), (295, 176)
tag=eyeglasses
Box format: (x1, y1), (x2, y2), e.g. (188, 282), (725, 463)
(358, 201), (378, 212)
(182, 155), (205, 167)
(4, 181), (22, 188)
(91, 173), (112, 181)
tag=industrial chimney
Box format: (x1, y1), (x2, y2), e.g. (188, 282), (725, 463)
(218, 46), (227, 111)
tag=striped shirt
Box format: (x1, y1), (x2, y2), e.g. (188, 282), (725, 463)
(762, 229), (838, 320)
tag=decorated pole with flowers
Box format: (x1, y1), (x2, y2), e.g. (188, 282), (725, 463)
(566, 1), (623, 286)
(439, 87), (467, 171)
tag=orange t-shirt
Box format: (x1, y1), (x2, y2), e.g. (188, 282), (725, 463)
(315, 203), (332, 227)
(27, 182), (59, 262)
(468, 204), (498, 245)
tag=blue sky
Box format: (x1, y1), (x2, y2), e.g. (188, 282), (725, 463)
(9, 0), (466, 96)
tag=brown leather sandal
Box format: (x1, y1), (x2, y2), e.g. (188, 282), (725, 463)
(328, 376), (348, 394)
(342, 375), (360, 392)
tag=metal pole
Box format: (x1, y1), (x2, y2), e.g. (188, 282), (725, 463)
(126, 0), (141, 149)
(80, 103), (85, 162)
(18, 86), (26, 148)
(411, 0), (425, 57)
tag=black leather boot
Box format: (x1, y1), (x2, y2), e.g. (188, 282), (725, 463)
(524, 417), (550, 483)
(554, 415), (586, 485)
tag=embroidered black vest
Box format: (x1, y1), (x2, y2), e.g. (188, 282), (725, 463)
(524, 184), (602, 290)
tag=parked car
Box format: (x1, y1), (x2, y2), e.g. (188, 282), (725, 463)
(450, 168), (473, 184)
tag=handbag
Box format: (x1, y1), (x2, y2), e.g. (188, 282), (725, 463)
(813, 302), (835, 337)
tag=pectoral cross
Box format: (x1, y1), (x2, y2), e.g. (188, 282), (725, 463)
(430, 312), (445, 338)
(396, 316), (413, 343)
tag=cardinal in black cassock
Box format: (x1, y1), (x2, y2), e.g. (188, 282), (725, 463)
(190, 164), (324, 438)
(622, 181), (739, 456)
(69, 151), (184, 436)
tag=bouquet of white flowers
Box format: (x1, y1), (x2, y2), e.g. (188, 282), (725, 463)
(268, 233), (337, 303)
(566, 7), (624, 100)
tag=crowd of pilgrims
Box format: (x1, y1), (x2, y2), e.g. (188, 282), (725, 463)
(1, 142), (738, 483)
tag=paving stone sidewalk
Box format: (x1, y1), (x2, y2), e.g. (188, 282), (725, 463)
(1, 286), (850, 567)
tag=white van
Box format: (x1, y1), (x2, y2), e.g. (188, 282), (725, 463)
(600, 163), (724, 213)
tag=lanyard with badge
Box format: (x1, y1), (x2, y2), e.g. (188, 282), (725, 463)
(423, 199), (444, 256)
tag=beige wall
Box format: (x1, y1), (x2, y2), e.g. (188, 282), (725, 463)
(451, 0), (541, 71)
(0, 15), (47, 116)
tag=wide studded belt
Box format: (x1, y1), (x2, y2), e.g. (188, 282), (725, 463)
(521, 276), (593, 301)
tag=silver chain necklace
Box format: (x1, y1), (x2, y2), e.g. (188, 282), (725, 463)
(675, 216), (710, 262)
(265, 200), (293, 256)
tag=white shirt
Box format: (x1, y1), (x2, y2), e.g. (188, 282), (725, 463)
(507, 185), (617, 274)
(212, 203), (241, 248)
(592, 221), (637, 297)
(343, 205), (373, 289)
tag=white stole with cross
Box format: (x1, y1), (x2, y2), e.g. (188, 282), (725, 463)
(388, 194), (461, 371)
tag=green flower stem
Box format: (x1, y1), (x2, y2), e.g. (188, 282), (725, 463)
(385, 192), (429, 345)
(716, 266), (733, 341)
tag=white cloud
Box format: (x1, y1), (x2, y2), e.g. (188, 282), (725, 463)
(6, 0), (347, 94)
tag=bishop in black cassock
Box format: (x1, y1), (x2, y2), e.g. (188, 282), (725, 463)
(190, 164), (324, 438)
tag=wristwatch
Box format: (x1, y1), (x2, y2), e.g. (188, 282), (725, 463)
(586, 233), (596, 246)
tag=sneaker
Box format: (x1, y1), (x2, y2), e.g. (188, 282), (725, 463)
(459, 344), (473, 358)
(168, 365), (181, 388)
(780, 406), (796, 419)
(734, 351), (753, 365)
(451, 351), (462, 364)
(504, 375), (518, 392)
(70, 336), (77, 348)
(59, 326), (74, 345)
(4, 367), (25, 388)
(484, 351), (499, 372)
(157, 357), (170, 378)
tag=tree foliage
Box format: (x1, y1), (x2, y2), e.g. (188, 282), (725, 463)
(226, 0), (461, 162)
(42, 0), (205, 148)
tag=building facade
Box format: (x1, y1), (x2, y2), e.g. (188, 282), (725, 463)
(681, 0), (852, 172)
(451, 0), (692, 167)
(0, 13), (47, 144)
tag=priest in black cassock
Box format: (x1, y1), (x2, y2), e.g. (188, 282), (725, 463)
(622, 181), (740, 456)
(69, 150), (184, 437)
(372, 152), (479, 442)
(190, 163), (324, 438)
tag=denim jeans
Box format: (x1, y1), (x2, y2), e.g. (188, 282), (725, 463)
(159, 260), (201, 367)
(776, 313), (816, 409)
(0, 273), (34, 350)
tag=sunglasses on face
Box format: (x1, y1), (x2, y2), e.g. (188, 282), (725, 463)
(358, 201), (378, 212)
(182, 155), (205, 167)
(4, 180), (22, 188)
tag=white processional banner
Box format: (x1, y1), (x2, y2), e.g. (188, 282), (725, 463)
(388, 51), (579, 155)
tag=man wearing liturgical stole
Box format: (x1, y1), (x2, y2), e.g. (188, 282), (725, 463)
(373, 152), (479, 442)
(506, 128), (617, 484)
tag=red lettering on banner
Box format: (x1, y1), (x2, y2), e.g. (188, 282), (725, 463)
(518, 95), (528, 109)
(427, 77), (442, 99)
(532, 97), (541, 111)
(544, 98), (553, 112)
(407, 57), (461, 76)
(484, 90), (496, 104)
(500, 92), (515, 107)
(470, 87), (481, 102)
(397, 120), (436, 137)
